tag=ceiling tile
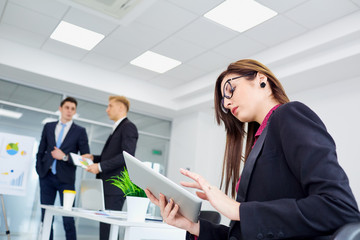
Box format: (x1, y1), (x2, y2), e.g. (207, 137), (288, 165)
(92, 37), (144, 62)
(110, 21), (167, 50)
(81, 52), (126, 71)
(255, 0), (308, 13)
(167, 0), (224, 15)
(118, 64), (159, 81)
(352, 0), (360, 7)
(152, 36), (206, 62)
(135, 1), (198, 35)
(3, 2), (60, 36)
(63, 7), (118, 35)
(0, 23), (48, 48)
(213, 35), (266, 61)
(174, 17), (239, 49)
(149, 75), (185, 89)
(187, 50), (232, 72)
(244, 15), (307, 46)
(285, 0), (358, 29)
(42, 39), (89, 61)
(9, 0), (69, 19)
(162, 64), (206, 83)
(0, 0), (6, 13)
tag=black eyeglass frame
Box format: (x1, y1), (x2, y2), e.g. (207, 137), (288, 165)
(220, 72), (255, 114)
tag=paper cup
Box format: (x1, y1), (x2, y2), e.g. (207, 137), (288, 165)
(63, 190), (76, 211)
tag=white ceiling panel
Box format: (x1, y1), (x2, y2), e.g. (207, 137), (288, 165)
(0, 23), (48, 48)
(92, 37), (144, 62)
(213, 35), (266, 61)
(81, 52), (126, 71)
(174, 17), (238, 49)
(0, 0), (360, 117)
(187, 50), (232, 72)
(135, 1), (198, 35)
(3, 2), (60, 36)
(152, 36), (206, 62)
(42, 38), (88, 61)
(285, 0), (359, 29)
(255, 0), (308, 13)
(352, 0), (360, 7)
(149, 74), (185, 89)
(111, 21), (168, 50)
(118, 63), (159, 81)
(167, 0), (224, 15)
(63, 7), (118, 35)
(244, 15), (307, 47)
(161, 64), (206, 83)
(10, 0), (69, 19)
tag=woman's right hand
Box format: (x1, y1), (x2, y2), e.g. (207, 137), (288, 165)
(145, 189), (200, 236)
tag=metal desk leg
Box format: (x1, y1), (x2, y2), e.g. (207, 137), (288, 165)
(41, 209), (54, 240)
(109, 224), (119, 240)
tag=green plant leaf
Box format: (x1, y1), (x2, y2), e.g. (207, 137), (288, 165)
(106, 167), (147, 198)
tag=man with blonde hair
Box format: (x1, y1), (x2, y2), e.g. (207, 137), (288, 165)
(83, 95), (138, 240)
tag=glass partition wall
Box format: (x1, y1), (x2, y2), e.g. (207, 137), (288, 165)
(0, 78), (171, 239)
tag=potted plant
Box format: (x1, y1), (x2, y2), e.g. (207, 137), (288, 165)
(107, 168), (149, 222)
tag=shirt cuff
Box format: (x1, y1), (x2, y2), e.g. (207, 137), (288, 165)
(98, 163), (102, 172)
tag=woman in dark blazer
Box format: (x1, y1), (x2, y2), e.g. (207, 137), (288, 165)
(146, 59), (360, 239)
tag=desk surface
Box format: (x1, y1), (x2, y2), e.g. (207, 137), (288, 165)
(40, 204), (175, 229)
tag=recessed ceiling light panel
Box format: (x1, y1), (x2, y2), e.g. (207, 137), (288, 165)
(204, 0), (277, 33)
(0, 109), (23, 119)
(130, 51), (181, 74)
(50, 21), (104, 50)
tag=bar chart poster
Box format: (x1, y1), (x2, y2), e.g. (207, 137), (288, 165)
(0, 132), (35, 196)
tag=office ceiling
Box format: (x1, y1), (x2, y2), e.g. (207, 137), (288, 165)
(0, 0), (360, 119)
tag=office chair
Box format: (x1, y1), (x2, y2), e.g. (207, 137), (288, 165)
(331, 222), (360, 240)
(198, 210), (221, 224)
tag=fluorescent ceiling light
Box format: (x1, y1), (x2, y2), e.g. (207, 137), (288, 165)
(0, 109), (23, 119)
(50, 21), (104, 50)
(130, 51), (181, 73)
(41, 117), (58, 125)
(204, 0), (277, 33)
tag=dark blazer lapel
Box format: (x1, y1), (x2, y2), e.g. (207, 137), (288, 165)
(50, 121), (58, 147)
(102, 118), (127, 152)
(237, 125), (269, 202)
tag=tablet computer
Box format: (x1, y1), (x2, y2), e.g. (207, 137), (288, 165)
(123, 151), (202, 223)
(70, 153), (94, 169)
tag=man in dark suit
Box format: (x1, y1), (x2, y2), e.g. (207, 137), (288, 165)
(36, 97), (90, 240)
(83, 95), (138, 240)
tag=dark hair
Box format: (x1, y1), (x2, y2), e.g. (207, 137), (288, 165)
(214, 59), (290, 198)
(60, 97), (78, 107)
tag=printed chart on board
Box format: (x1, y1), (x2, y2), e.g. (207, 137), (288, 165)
(0, 132), (35, 196)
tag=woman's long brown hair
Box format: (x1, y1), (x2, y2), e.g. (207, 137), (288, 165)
(214, 59), (290, 198)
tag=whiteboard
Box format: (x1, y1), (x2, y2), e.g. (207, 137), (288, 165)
(0, 132), (36, 196)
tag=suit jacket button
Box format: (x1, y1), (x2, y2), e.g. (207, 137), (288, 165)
(229, 237), (237, 240)
(266, 232), (274, 238)
(257, 233), (264, 239)
(278, 232), (284, 238)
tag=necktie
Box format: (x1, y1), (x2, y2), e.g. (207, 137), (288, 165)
(51, 123), (66, 174)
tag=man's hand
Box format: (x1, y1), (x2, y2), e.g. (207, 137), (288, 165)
(81, 153), (94, 161)
(86, 163), (100, 174)
(51, 147), (65, 160)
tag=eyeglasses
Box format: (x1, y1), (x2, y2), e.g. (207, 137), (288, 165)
(220, 73), (253, 114)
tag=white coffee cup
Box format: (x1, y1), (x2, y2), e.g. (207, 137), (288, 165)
(63, 190), (76, 211)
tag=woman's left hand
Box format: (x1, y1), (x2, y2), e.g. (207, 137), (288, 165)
(180, 168), (241, 221)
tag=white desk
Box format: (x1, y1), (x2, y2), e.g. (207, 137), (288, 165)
(40, 204), (186, 240)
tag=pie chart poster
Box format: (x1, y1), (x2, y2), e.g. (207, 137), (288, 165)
(0, 132), (35, 196)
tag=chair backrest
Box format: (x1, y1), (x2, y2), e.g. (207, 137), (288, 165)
(198, 210), (221, 224)
(331, 222), (360, 240)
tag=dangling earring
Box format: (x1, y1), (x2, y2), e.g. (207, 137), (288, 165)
(260, 82), (266, 88)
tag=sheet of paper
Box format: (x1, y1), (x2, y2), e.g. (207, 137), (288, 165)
(70, 153), (93, 169)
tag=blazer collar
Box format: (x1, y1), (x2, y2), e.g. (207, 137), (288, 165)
(237, 123), (269, 203)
